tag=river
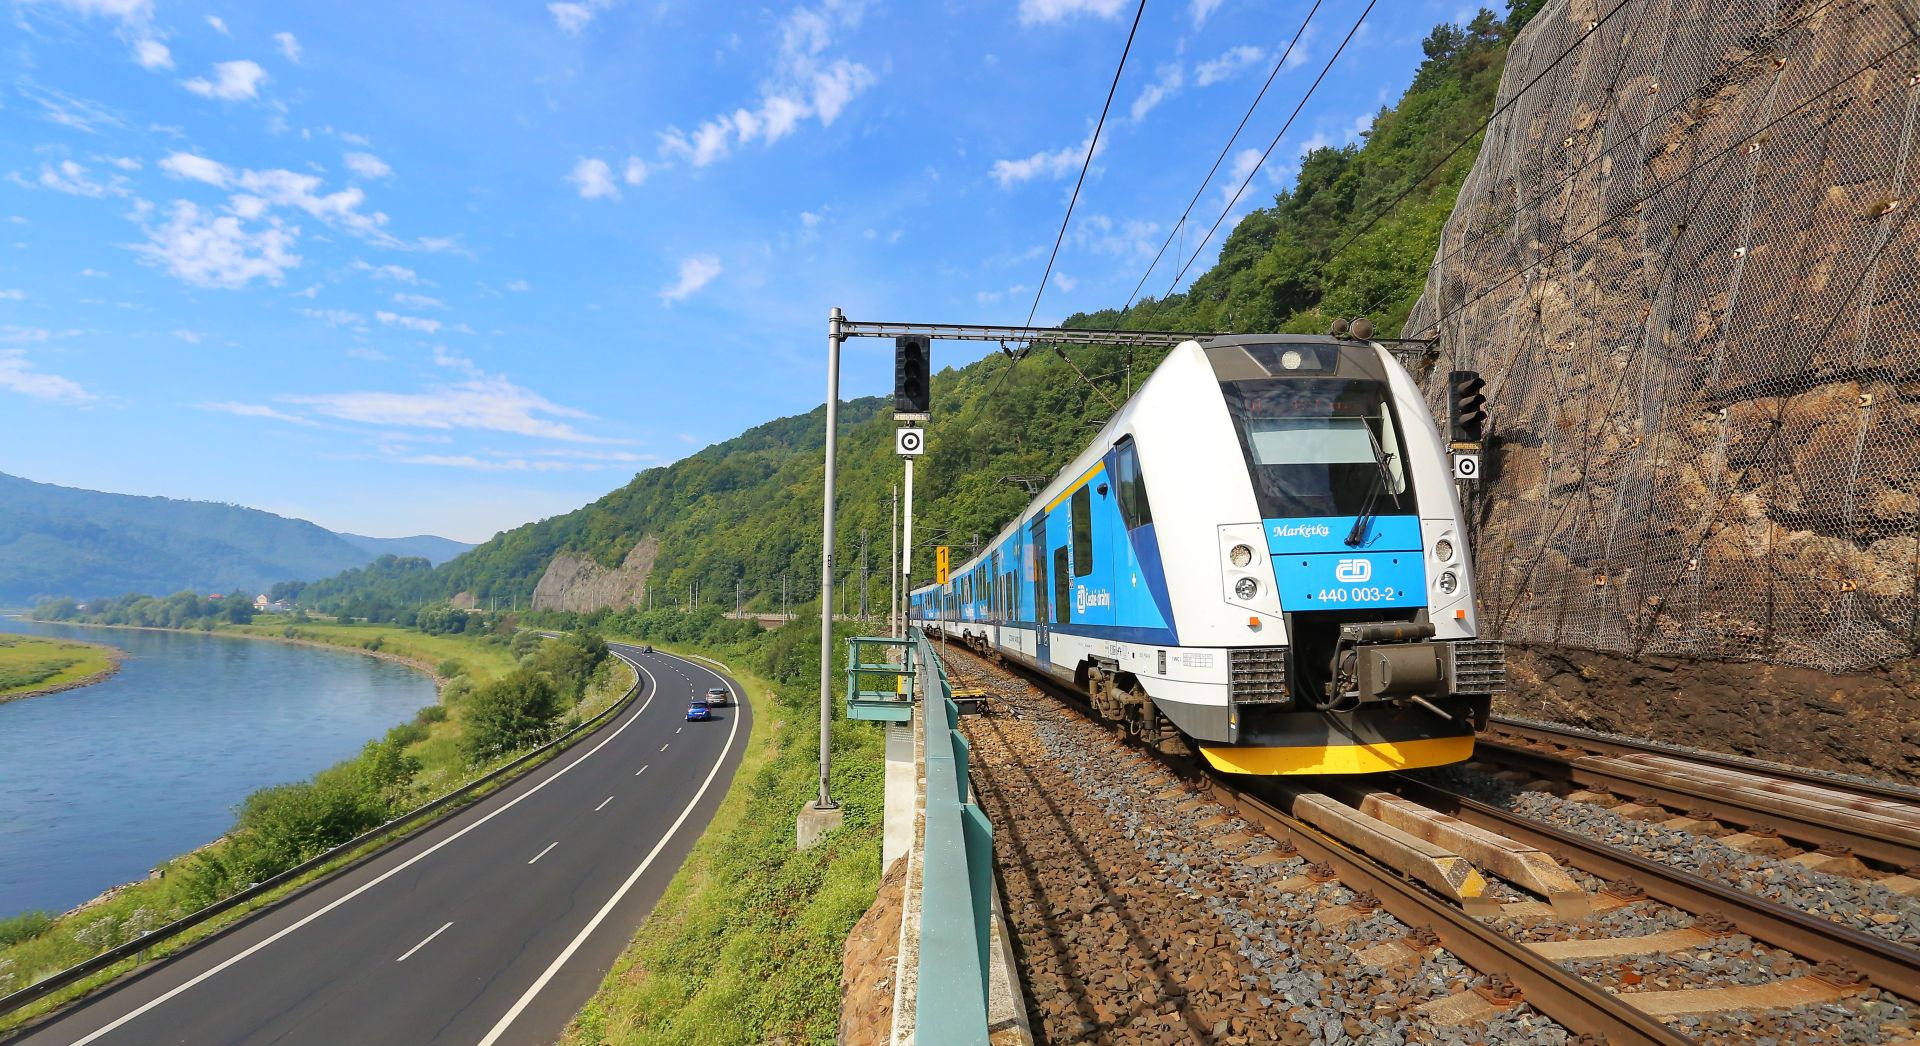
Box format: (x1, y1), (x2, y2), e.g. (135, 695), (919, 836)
(0, 617), (437, 917)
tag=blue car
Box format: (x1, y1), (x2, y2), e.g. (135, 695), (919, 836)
(686, 698), (712, 722)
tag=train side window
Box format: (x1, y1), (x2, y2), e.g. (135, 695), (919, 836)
(1071, 486), (1094, 577)
(1113, 438), (1153, 530)
(1053, 547), (1071, 625)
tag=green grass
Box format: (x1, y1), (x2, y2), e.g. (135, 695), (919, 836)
(0, 621), (633, 1028)
(561, 633), (888, 1046)
(0, 635), (117, 699)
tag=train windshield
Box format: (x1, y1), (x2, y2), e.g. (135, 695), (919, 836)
(1221, 377), (1414, 519)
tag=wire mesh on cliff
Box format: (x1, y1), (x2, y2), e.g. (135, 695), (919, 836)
(1403, 0), (1920, 672)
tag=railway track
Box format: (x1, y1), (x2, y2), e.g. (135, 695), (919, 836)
(1475, 719), (1920, 869)
(937, 638), (1920, 1045)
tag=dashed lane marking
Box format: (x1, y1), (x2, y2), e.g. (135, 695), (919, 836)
(528, 841), (558, 865)
(660, 743), (670, 752)
(396, 922), (453, 963)
(595, 795), (614, 812)
(635, 765), (648, 776)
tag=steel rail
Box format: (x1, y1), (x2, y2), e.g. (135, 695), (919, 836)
(1486, 716), (1920, 806)
(1388, 774), (1920, 1000)
(943, 641), (1687, 1045)
(1472, 735), (1920, 869)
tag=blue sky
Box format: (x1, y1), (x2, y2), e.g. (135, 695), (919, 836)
(2, 0), (1470, 542)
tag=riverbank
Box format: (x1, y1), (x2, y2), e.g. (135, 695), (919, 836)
(0, 635), (122, 704)
(0, 621), (623, 1028)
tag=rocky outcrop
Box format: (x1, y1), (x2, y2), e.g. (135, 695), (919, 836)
(1407, 1), (1920, 671)
(530, 536), (659, 613)
(1501, 644), (1920, 788)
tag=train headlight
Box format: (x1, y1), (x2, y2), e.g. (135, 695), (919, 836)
(1436, 571), (1459, 595)
(1280, 349), (1304, 370)
(1230, 543), (1254, 568)
(1434, 538), (1455, 562)
(1234, 577), (1259, 601)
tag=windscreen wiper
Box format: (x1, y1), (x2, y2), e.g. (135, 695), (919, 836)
(1345, 422), (1402, 547)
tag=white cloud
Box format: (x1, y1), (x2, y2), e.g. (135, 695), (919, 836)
(292, 282), (320, 297)
(0, 289), (25, 300)
(1018, 0), (1126, 23)
(344, 152), (392, 179)
(506, 279), (530, 292)
(205, 14), (228, 34)
(104, 156), (142, 171)
(622, 156), (648, 187)
(655, 3), (874, 169)
(659, 254), (720, 303)
(376, 310), (442, 334)
(990, 129), (1103, 188)
(79, 268), (109, 278)
(354, 260), (417, 282)
(159, 151), (232, 185)
(1053, 273), (1077, 292)
(1130, 62), (1183, 122)
(131, 200), (300, 289)
(0, 350), (93, 404)
(202, 400), (319, 425)
(1195, 45), (1262, 86)
(34, 160), (112, 197)
(567, 157), (619, 199)
(172, 329), (202, 343)
(273, 31), (302, 63)
(1190, 0), (1223, 27)
(134, 39), (174, 70)
(183, 60), (267, 101)
(391, 292), (443, 309)
(1221, 147), (1261, 208)
(300, 307), (363, 327)
(289, 372), (612, 443)
(548, 0), (613, 34)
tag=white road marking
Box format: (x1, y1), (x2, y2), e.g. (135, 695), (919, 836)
(396, 922), (453, 963)
(676, 727), (683, 734)
(635, 765), (648, 776)
(594, 795), (614, 812)
(528, 841), (558, 865)
(476, 659), (744, 1046)
(64, 652), (663, 1046)
(660, 743), (670, 752)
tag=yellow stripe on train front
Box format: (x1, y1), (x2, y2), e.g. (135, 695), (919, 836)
(1199, 734), (1474, 775)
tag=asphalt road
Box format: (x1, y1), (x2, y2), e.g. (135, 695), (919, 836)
(8, 642), (750, 1046)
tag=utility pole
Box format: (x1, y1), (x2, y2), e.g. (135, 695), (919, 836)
(859, 529), (869, 623)
(736, 578), (742, 619)
(890, 484), (899, 637)
(800, 306), (844, 844)
(782, 572), (789, 622)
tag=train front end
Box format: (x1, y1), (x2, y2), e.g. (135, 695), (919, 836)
(1142, 335), (1503, 775)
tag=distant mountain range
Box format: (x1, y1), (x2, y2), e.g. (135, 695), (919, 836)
(0, 472), (474, 605)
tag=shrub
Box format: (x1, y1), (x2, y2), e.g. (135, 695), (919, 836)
(462, 668), (565, 762)
(436, 658), (464, 679)
(440, 676), (474, 704)
(415, 704), (449, 725)
(0, 911), (53, 948)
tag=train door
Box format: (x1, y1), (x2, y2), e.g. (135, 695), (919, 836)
(1030, 515), (1050, 667)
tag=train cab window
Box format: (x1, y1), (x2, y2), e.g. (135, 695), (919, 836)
(1053, 547), (1071, 625)
(1221, 377), (1416, 519)
(1112, 438), (1153, 530)
(1070, 486), (1094, 577)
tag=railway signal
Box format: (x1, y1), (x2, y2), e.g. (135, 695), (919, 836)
(935, 545), (950, 584)
(1448, 370), (1488, 444)
(895, 334), (931, 417)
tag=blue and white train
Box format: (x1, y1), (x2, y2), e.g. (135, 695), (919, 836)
(910, 333), (1504, 775)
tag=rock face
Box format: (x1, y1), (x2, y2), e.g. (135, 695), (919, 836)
(1500, 645), (1920, 787)
(1406, 1), (1920, 673)
(530, 536), (659, 613)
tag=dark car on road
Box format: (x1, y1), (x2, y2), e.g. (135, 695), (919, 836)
(705, 686), (730, 707)
(686, 697), (712, 722)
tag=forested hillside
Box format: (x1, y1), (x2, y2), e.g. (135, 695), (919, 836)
(0, 472), (464, 605)
(293, 7), (1528, 620)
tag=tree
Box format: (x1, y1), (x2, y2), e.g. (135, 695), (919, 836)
(462, 668), (565, 762)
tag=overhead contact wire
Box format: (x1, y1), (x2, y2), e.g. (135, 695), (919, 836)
(1117, 0), (1324, 317)
(1023, 0), (1149, 332)
(1164, 0), (1378, 299)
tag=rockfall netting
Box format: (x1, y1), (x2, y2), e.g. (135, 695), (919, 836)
(1404, 0), (1920, 671)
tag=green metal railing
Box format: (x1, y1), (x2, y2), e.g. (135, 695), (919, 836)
(909, 628), (997, 1044)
